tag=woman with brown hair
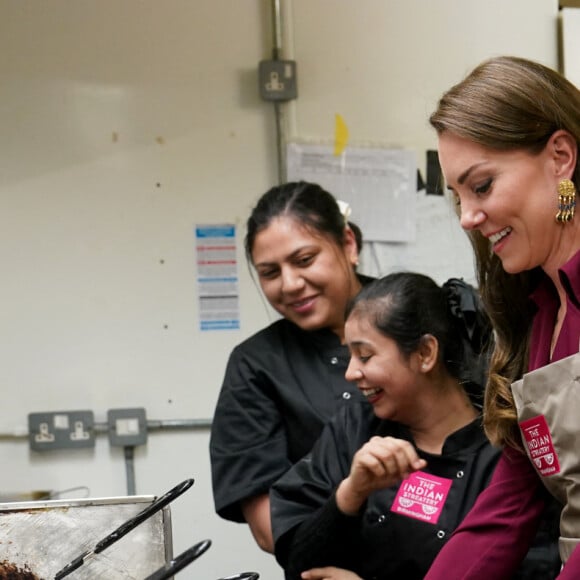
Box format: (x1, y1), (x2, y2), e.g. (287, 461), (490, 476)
(425, 56), (580, 578)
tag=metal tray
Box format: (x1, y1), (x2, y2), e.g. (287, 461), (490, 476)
(0, 495), (172, 579)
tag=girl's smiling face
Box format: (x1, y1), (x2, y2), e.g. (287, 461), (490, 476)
(344, 313), (423, 422)
(251, 216), (359, 339)
(438, 130), (575, 275)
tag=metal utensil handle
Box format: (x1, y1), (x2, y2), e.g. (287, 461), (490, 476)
(53, 550), (90, 580)
(144, 539), (212, 580)
(94, 478), (194, 553)
(53, 478), (194, 580)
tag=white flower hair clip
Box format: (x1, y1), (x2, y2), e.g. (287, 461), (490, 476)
(336, 199), (351, 224)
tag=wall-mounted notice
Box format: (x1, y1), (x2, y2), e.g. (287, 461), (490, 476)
(287, 142), (416, 242)
(195, 224), (240, 331)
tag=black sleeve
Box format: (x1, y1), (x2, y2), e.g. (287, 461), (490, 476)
(271, 406), (369, 577)
(210, 342), (290, 522)
(276, 493), (361, 579)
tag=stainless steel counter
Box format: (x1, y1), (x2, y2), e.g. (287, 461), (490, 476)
(0, 495), (171, 579)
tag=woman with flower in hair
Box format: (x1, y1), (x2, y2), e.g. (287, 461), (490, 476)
(210, 181), (372, 553)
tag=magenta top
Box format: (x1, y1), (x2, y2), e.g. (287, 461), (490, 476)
(425, 249), (580, 579)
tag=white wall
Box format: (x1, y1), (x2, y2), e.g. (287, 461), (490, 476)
(562, 7), (580, 87)
(0, 0), (558, 578)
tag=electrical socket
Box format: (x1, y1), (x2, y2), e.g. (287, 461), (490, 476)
(28, 410), (95, 451)
(259, 60), (298, 102)
(107, 408), (147, 447)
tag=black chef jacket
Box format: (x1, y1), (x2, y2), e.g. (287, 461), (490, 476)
(210, 300), (370, 522)
(271, 402), (500, 580)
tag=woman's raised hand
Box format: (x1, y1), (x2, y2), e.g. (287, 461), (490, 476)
(336, 436), (427, 515)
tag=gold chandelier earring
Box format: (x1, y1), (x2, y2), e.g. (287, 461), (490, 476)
(556, 179), (576, 223)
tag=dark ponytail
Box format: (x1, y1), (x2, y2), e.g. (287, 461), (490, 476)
(347, 273), (493, 402)
(441, 278), (493, 401)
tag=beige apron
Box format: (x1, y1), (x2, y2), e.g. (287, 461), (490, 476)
(511, 352), (580, 564)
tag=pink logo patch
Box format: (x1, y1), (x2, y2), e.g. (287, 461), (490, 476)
(519, 415), (561, 477)
(391, 471), (452, 524)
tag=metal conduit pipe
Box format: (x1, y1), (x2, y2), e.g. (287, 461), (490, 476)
(146, 418), (213, 431)
(0, 418), (213, 440)
(124, 445), (137, 495)
(271, 0), (288, 183)
(0, 418), (213, 496)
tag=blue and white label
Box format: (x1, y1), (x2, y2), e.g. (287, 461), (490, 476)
(195, 224), (240, 331)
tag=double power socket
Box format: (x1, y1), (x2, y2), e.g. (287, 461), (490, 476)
(28, 408), (147, 451)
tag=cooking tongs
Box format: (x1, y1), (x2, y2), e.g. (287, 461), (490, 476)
(53, 478), (194, 580)
(143, 539), (212, 580)
(144, 541), (260, 580)
(138, 539), (260, 580)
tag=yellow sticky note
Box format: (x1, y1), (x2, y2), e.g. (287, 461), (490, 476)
(334, 113), (349, 156)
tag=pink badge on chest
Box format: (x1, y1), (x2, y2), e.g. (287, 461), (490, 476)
(519, 415), (561, 476)
(391, 471), (452, 524)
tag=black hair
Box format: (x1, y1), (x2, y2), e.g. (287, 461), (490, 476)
(349, 221), (363, 253)
(346, 272), (492, 400)
(245, 181), (359, 262)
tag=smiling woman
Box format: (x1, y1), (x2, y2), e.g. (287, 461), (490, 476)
(270, 273), (502, 579)
(425, 55), (580, 580)
(209, 182), (373, 554)
(270, 272), (560, 580)
(438, 132), (564, 275)
(251, 215), (357, 338)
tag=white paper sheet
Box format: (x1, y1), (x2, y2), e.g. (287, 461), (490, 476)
(286, 142), (417, 242)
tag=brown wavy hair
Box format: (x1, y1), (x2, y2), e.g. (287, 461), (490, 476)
(429, 56), (580, 448)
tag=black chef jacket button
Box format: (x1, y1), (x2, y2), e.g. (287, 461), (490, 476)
(378, 514), (386, 523)
(456, 470), (464, 478)
(437, 530), (446, 539)
(330, 356), (339, 364)
(342, 392), (351, 400)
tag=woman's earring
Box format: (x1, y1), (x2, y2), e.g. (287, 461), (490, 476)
(556, 179), (576, 223)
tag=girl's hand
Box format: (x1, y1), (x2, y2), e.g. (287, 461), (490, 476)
(301, 566), (362, 580)
(336, 436), (427, 514)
